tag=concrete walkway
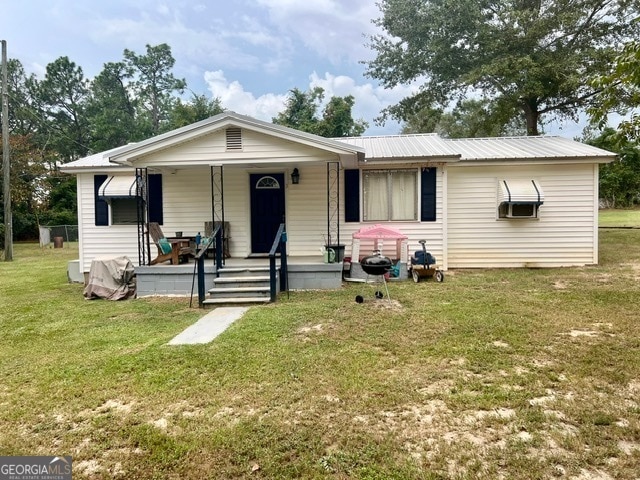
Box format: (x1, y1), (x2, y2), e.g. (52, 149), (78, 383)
(167, 307), (249, 345)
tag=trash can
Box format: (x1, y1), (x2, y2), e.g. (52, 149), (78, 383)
(326, 244), (345, 263)
(53, 236), (64, 248)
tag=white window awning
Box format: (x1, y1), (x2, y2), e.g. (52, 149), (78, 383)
(498, 179), (544, 205)
(98, 176), (139, 198)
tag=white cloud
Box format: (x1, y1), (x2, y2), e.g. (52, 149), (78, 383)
(204, 69), (418, 135)
(204, 70), (288, 120)
(254, 0), (382, 63)
(308, 72), (419, 135)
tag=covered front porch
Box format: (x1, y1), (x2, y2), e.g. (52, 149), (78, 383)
(135, 255), (346, 300)
(94, 112), (366, 302)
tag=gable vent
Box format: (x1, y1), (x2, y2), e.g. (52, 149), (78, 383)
(226, 127), (243, 150)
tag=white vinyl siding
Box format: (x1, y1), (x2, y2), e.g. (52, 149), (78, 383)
(340, 167), (446, 267)
(446, 164), (599, 268)
(133, 129), (336, 167)
(78, 172), (139, 272)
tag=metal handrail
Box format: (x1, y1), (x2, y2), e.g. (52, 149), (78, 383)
(268, 223), (288, 302)
(191, 224), (223, 307)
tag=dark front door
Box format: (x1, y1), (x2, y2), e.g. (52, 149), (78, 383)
(250, 173), (285, 254)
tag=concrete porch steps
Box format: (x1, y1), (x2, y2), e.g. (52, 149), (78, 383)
(205, 265), (278, 306)
(202, 297), (271, 306)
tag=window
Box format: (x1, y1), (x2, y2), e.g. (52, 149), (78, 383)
(111, 198), (139, 225)
(256, 176), (280, 189)
(498, 202), (539, 218)
(497, 179), (544, 219)
(94, 173), (163, 226)
(364, 170), (417, 221)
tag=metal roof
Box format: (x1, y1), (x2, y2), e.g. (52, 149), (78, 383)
(62, 123), (616, 173)
(337, 134), (460, 161)
(60, 145), (135, 171)
(446, 135), (615, 161)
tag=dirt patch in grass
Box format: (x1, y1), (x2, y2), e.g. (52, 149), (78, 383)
(3, 239), (640, 479)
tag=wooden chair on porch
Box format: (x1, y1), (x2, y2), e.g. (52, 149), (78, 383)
(148, 222), (194, 265)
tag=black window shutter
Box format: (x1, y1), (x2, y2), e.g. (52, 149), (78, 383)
(420, 167), (437, 222)
(147, 174), (163, 224)
(344, 169), (360, 222)
(94, 175), (109, 226)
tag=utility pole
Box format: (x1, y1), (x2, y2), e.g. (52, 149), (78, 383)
(2, 40), (12, 261)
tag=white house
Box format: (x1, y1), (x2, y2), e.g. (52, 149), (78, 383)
(61, 112), (615, 302)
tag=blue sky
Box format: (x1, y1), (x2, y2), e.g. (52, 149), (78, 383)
(1, 0), (585, 137)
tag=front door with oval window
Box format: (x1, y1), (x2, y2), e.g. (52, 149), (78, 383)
(250, 173), (285, 254)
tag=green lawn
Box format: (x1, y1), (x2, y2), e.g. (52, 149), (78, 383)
(599, 207), (640, 228)
(1, 230), (639, 479)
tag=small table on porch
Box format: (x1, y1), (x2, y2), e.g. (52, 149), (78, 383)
(166, 236), (196, 264)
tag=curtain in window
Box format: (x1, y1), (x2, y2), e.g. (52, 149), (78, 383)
(391, 170), (416, 220)
(364, 171), (388, 221)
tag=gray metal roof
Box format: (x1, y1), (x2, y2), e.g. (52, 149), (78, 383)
(60, 145), (135, 171)
(62, 121), (616, 173)
(446, 135), (615, 161)
(337, 134), (615, 162)
(337, 134), (460, 161)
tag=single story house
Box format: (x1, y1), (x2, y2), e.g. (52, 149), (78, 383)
(61, 112), (615, 303)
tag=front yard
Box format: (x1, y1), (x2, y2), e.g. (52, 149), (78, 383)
(1, 220), (639, 479)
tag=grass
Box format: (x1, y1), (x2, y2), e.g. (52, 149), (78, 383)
(599, 207), (640, 228)
(1, 219), (640, 479)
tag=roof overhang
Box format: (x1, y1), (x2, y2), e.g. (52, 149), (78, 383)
(106, 112), (365, 168)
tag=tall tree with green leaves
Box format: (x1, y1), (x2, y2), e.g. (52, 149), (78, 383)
(6, 59), (39, 136)
(35, 56), (91, 161)
(366, 0), (640, 136)
(586, 127), (640, 207)
(273, 87), (368, 137)
(123, 43), (186, 137)
(87, 61), (137, 151)
(167, 93), (224, 130)
(589, 41), (640, 142)
(402, 98), (526, 137)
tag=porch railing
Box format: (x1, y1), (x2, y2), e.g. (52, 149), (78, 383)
(269, 223), (288, 302)
(193, 224), (223, 308)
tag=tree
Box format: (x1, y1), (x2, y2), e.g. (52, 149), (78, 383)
(273, 87), (368, 137)
(366, 0), (640, 136)
(316, 95), (367, 137)
(6, 59), (39, 136)
(589, 41), (640, 142)
(585, 128), (640, 208)
(167, 93), (224, 130)
(402, 98), (526, 137)
(0, 135), (48, 240)
(123, 44), (186, 137)
(35, 56), (91, 161)
(87, 61), (137, 151)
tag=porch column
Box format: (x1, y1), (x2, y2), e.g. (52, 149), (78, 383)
(327, 161), (340, 246)
(136, 167), (151, 266)
(210, 165), (225, 263)
(327, 162), (343, 262)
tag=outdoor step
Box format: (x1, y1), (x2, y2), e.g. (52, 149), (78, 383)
(214, 275), (271, 285)
(217, 267), (273, 277)
(208, 286), (271, 299)
(202, 297), (271, 306)
(212, 276), (275, 290)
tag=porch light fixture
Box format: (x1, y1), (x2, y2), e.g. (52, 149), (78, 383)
(291, 168), (300, 184)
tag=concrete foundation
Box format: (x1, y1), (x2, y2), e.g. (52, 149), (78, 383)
(135, 260), (344, 297)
